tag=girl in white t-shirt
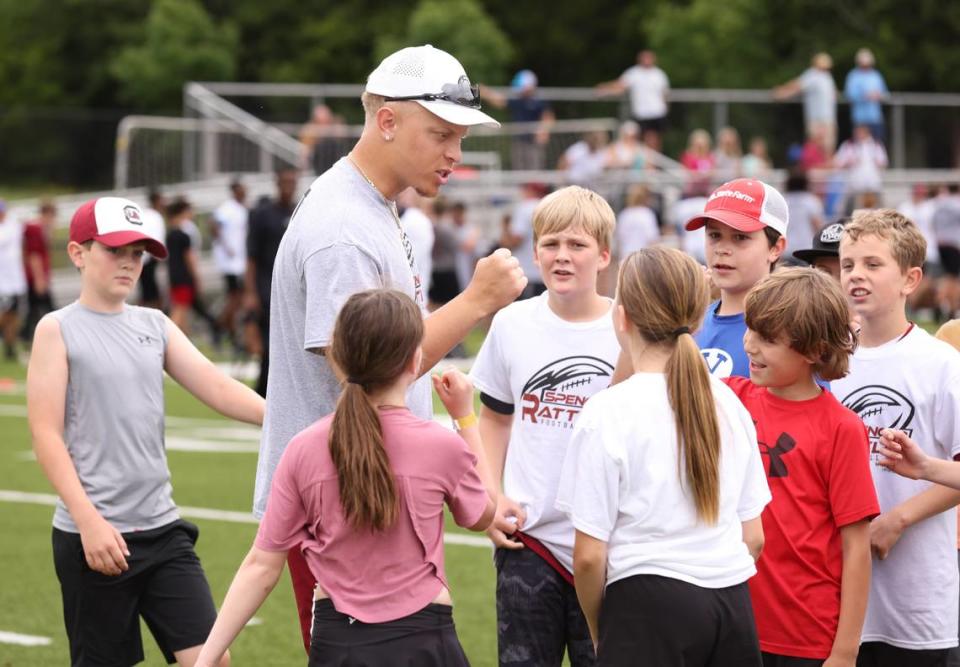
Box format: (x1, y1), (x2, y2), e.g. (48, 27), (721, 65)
(556, 246), (770, 666)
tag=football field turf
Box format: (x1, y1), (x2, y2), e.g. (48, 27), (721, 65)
(0, 358), (500, 666)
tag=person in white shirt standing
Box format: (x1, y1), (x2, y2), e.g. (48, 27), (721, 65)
(557, 245), (769, 666)
(211, 179), (249, 349)
(0, 200), (26, 360)
(596, 50), (670, 153)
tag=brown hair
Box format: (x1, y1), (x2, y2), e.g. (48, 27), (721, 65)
(533, 185), (616, 252)
(745, 267), (857, 381)
(327, 289), (424, 531)
(844, 208), (926, 272)
(618, 246), (720, 524)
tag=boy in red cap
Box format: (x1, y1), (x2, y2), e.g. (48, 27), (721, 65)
(27, 197), (264, 666)
(685, 178), (789, 378)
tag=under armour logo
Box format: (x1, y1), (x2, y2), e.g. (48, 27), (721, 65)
(136, 335), (155, 346)
(759, 432), (796, 478)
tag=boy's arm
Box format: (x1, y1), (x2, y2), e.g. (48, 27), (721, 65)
(573, 529), (607, 650)
(826, 520), (871, 666)
(420, 249), (525, 371)
(164, 317), (265, 425)
(479, 405), (526, 549)
(870, 485), (960, 559)
(27, 317), (130, 576)
(194, 545), (287, 667)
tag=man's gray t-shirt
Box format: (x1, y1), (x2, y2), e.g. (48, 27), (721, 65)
(52, 302), (177, 533)
(253, 157), (432, 518)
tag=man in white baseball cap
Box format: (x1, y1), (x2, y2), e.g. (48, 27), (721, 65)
(253, 44), (525, 655)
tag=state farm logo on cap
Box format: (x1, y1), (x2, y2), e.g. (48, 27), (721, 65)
(685, 178), (789, 237)
(123, 205), (143, 225)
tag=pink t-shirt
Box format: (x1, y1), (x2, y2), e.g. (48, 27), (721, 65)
(256, 407), (489, 623)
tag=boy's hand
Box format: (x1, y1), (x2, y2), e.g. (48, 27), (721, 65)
(486, 495), (526, 550)
(464, 248), (526, 316)
(432, 367), (474, 419)
(79, 514), (130, 576)
(877, 428), (930, 480)
(869, 510), (906, 560)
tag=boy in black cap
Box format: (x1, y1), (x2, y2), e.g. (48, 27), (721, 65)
(793, 218), (849, 282)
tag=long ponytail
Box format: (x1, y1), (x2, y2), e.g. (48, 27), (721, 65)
(327, 289), (424, 531)
(618, 247), (720, 524)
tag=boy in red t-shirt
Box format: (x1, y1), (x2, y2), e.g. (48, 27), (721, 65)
(727, 267), (879, 666)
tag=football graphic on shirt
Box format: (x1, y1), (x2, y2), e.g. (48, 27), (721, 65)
(841, 384), (915, 438)
(519, 356), (615, 428)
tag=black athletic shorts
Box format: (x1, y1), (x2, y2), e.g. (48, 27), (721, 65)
(308, 598), (469, 667)
(52, 519), (217, 666)
(939, 245), (960, 277)
(763, 652), (825, 667)
(857, 642), (949, 667)
(223, 273), (243, 294)
(635, 115), (667, 135)
(598, 574), (761, 667)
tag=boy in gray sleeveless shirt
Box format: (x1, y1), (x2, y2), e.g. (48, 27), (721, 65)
(27, 197), (264, 667)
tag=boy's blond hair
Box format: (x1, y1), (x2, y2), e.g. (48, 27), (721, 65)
(843, 208), (927, 272)
(745, 267), (857, 381)
(533, 185), (615, 251)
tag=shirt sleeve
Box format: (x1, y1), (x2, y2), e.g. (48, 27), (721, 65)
(469, 312), (513, 405)
(255, 439), (311, 552)
(24, 226), (43, 254)
(445, 440), (490, 530)
(827, 413), (880, 527)
(556, 412), (620, 542)
(302, 243), (383, 351)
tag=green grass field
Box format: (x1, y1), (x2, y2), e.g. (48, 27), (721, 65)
(0, 355), (499, 666)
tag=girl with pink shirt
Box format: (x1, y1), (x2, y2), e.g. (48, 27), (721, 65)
(195, 289), (497, 666)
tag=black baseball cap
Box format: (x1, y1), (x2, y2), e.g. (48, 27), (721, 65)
(792, 218), (850, 264)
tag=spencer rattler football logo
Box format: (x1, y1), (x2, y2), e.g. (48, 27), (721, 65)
(520, 356), (614, 428)
(841, 385), (915, 456)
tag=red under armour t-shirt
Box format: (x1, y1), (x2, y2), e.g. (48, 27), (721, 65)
(726, 377), (880, 659)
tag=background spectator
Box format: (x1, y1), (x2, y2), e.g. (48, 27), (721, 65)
(597, 49), (670, 152)
(680, 128), (715, 196)
(211, 179), (249, 351)
(245, 167), (298, 396)
(741, 136), (772, 179)
(834, 124), (888, 210)
(0, 200), (26, 360)
(140, 190), (166, 310)
(782, 170), (824, 263)
(844, 48), (889, 143)
(713, 126), (742, 180)
(615, 184), (660, 260)
(21, 199), (56, 341)
(481, 70), (555, 170)
(398, 189), (436, 297)
(774, 52), (837, 154)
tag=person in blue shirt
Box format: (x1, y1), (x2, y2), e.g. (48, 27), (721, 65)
(844, 48), (889, 143)
(684, 178), (789, 379)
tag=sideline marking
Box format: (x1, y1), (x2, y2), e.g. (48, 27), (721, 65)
(0, 630), (52, 646)
(0, 490), (491, 548)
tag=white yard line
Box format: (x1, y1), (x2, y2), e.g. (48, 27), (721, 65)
(0, 630), (52, 646)
(0, 490), (490, 548)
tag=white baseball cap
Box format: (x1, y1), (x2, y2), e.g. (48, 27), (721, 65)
(365, 45), (500, 128)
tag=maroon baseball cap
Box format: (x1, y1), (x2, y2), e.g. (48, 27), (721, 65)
(69, 197), (167, 259)
(685, 178), (789, 237)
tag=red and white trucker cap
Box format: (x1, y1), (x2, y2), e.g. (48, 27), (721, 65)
(685, 178), (789, 237)
(70, 197), (167, 259)
(366, 45), (500, 128)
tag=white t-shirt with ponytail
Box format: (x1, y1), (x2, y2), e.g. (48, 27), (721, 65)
(555, 372), (770, 589)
